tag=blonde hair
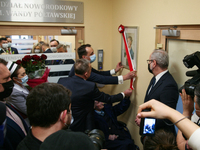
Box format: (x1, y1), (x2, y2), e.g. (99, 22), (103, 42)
(32, 43), (42, 53)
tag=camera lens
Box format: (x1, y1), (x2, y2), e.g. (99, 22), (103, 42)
(88, 129), (105, 150)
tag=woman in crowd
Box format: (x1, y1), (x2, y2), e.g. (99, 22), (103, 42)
(6, 61), (29, 123)
(32, 43), (42, 53)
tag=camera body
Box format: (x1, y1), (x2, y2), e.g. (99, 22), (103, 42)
(179, 51), (200, 96)
(140, 109), (156, 136)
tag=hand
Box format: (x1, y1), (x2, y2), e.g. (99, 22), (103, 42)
(180, 89), (194, 117)
(108, 134), (118, 141)
(137, 99), (174, 120)
(123, 88), (133, 97)
(135, 115), (141, 126)
(115, 62), (123, 73)
(123, 71), (137, 81)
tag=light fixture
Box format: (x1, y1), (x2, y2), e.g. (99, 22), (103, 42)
(61, 27), (77, 35)
(154, 26), (180, 37)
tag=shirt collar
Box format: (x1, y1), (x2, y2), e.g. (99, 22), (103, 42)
(154, 70), (168, 85)
(95, 110), (105, 116)
(14, 83), (29, 94)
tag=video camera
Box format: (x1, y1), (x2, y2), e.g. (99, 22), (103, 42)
(179, 51), (200, 96)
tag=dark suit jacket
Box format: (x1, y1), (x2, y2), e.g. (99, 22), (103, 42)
(43, 48), (53, 53)
(69, 65), (118, 84)
(94, 98), (131, 140)
(144, 71), (179, 133)
(57, 76), (123, 132)
(10, 47), (18, 54)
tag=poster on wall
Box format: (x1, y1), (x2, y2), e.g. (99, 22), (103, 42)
(121, 26), (138, 70)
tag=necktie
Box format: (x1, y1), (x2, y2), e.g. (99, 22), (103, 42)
(151, 77), (156, 88)
(148, 77), (156, 94)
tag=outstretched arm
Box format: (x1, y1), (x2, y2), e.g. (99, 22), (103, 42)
(177, 89), (194, 150)
(137, 100), (199, 140)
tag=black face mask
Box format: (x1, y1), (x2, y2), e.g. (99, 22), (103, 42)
(0, 80), (14, 100)
(148, 64), (153, 74)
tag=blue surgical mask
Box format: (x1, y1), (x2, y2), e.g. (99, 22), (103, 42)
(19, 75), (28, 84)
(90, 54), (96, 63)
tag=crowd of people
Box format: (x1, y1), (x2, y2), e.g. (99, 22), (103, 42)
(0, 37), (72, 55)
(0, 42), (200, 150)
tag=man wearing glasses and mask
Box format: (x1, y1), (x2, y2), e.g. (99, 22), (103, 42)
(135, 49), (179, 135)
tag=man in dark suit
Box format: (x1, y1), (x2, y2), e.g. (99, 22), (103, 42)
(50, 39), (59, 53)
(135, 49), (179, 134)
(0, 38), (9, 54)
(6, 37), (18, 54)
(58, 59), (133, 133)
(69, 44), (136, 84)
(42, 43), (53, 53)
(94, 98), (139, 150)
(41, 43), (54, 68)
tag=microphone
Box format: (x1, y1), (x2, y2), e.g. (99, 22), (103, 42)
(0, 102), (6, 125)
(186, 70), (200, 77)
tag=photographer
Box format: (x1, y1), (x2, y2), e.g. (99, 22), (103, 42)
(17, 83), (95, 150)
(137, 99), (200, 150)
(177, 86), (200, 150)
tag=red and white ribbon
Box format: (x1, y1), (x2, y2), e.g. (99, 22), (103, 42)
(118, 24), (135, 89)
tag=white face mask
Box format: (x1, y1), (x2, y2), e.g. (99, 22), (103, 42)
(34, 49), (40, 53)
(2, 44), (8, 49)
(7, 43), (12, 48)
(50, 47), (57, 52)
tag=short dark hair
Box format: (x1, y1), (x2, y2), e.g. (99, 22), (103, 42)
(50, 39), (59, 45)
(143, 129), (178, 150)
(26, 83), (71, 127)
(0, 38), (7, 43)
(0, 58), (7, 66)
(41, 42), (49, 47)
(77, 44), (91, 58)
(75, 59), (90, 75)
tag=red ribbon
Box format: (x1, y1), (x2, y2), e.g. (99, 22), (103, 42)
(118, 24), (134, 89)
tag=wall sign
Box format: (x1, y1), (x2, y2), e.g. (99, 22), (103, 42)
(0, 0), (84, 23)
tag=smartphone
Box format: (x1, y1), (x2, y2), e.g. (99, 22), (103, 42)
(139, 109), (156, 136)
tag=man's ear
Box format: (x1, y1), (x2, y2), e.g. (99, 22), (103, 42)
(60, 110), (67, 121)
(82, 55), (86, 59)
(12, 77), (18, 83)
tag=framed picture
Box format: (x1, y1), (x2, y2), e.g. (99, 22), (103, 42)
(121, 26), (138, 70)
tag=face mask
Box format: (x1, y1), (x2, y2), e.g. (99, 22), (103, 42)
(148, 64), (153, 74)
(90, 54), (96, 63)
(50, 47), (57, 52)
(7, 43), (12, 48)
(2, 44), (8, 49)
(0, 80), (14, 100)
(19, 75), (28, 84)
(34, 49), (40, 53)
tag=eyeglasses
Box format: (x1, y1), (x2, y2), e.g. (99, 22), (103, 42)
(147, 60), (154, 64)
